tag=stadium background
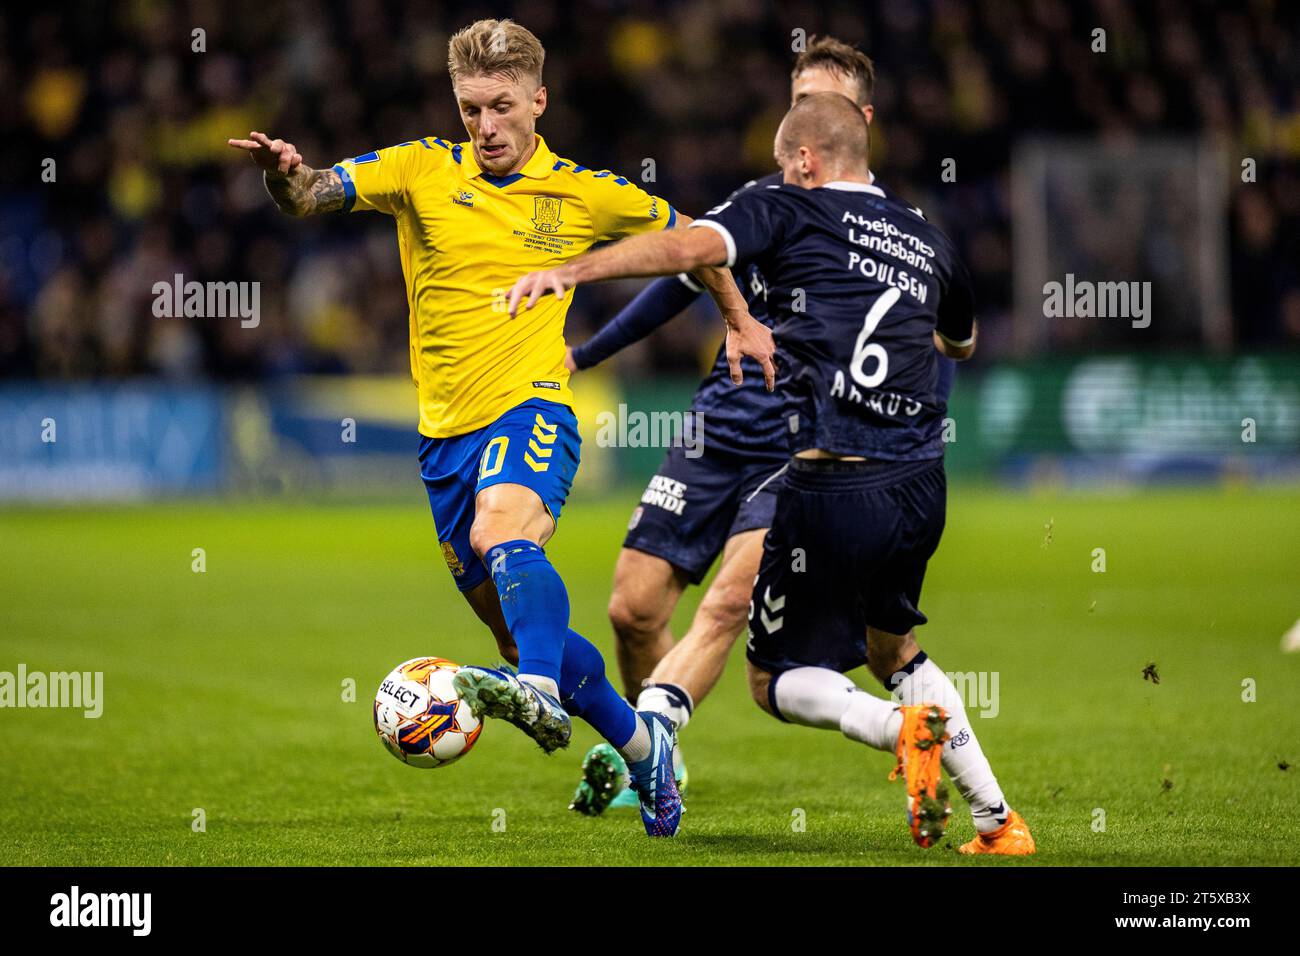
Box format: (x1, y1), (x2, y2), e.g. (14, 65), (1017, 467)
(2, 0), (1298, 497)
(1, 1), (1298, 867)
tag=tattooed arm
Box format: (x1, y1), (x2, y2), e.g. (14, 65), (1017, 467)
(261, 164), (346, 217)
(226, 131), (346, 217)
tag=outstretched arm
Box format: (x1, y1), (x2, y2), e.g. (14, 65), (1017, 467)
(524, 222), (725, 293)
(508, 223), (776, 389)
(227, 131), (347, 217)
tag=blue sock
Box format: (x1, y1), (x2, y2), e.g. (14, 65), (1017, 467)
(487, 539), (568, 683)
(559, 629), (637, 748)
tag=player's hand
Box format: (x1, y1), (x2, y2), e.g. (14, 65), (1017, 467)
(564, 347), (578, 373)
(725, 313), (777, 391)
(508, 267), (575, 318)
(227, 131), (304, 176)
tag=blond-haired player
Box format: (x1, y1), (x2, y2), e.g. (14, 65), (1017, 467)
(228, 18), (774, 838)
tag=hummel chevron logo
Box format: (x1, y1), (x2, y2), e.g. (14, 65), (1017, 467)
(527, 414), (558, 471)
(760, 586), (785, 632)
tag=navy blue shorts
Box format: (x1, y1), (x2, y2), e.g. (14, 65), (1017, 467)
(746, 456), (946, 675)
(419, 398), (581, 592)
(623, 443), (788, 585)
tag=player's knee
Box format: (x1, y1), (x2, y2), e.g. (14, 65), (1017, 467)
(470, 484), (554, 557)
(468, 515), (504, 559)
(607, 589), (667, 644)
(470, 506), (537, 559)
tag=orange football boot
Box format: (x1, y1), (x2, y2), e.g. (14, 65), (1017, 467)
(888, 703), (952, 848)
(958, 811), (1037, 855)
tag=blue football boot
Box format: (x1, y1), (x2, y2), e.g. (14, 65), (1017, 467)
(607, 741), (687, 810)
(624, 712), (683, 837)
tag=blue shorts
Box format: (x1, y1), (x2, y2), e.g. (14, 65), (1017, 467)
(623, 443), (788, 585)
(747, 457), (946, 675)
(418, 398), (581, 592)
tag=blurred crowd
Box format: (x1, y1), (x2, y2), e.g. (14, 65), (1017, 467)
(0, 0), (1297, 382)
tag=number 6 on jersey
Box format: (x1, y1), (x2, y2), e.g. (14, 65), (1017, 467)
(851, 286), (901, 389)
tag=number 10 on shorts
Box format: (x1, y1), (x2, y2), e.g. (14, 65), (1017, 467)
(480, 437), (509, 479)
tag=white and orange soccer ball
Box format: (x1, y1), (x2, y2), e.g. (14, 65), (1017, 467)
(373, 657), (483, 768)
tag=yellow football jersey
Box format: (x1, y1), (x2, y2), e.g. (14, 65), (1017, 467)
(332, 135), (676, 438)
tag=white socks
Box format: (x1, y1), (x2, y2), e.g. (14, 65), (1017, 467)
(889, 655), (1009, 833)
(518, 673), (559, 700)
(770, 658), (1011, 834)
(772, 667), (902, 751)
(840, 688), (905, 751)
(636, 682), (694, 731)
(618, 716), (652, 763)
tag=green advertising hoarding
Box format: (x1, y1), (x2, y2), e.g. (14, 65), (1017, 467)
(613, 354), (1300, 484)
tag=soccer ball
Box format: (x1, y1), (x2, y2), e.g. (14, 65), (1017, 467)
(373, 657), (483, 768)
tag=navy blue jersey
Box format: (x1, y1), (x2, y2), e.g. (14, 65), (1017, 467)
(696, 180), (974, 461)
(687, 172), (786, 459)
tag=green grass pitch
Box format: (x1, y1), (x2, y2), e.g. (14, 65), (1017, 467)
(1, 485), (1297, 866)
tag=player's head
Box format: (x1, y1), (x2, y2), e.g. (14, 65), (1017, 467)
(790, 36), (876, 127)
(448, 19), (547, 176)
(774, 92), (871, 188)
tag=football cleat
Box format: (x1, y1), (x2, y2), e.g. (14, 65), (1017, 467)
(569, 743), (628, 816)
(888, 703), (952, 848)
(625, 712), (683, 837)
(451, 666), (571, 754)
(958, 811), (1037, 855)
(608, 741), (687, 809)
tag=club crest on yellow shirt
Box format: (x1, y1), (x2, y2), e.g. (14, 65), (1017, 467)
(531, 196), (564, 234)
